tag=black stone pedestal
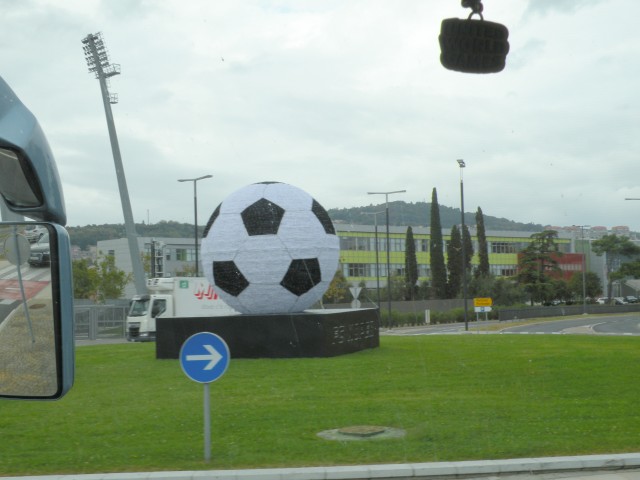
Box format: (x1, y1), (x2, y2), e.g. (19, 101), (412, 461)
(155, 308), (379, 359)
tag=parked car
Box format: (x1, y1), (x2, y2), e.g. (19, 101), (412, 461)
(624, 296), (638, 304)
(22, 225), (46, 243)
(28, 232), (50, 267)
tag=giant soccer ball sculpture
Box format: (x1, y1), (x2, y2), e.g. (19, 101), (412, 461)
(200, 182), (339, 315)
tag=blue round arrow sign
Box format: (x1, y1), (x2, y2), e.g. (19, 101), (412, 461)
(180, 332), (230, 383)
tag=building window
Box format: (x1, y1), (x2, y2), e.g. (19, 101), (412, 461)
(339, 236), (369, 251)
(418, 264), (430, 278)
(176, 248), (196, 262)
(347, 263), (369, 277)
(490, 242), (518, 254)
(490, 264), (517, 277)
(389, 238), (405, 252)
(415, 239), (429, 252)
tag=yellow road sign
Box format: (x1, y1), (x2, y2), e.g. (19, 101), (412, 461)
(473, 297), (493, 307)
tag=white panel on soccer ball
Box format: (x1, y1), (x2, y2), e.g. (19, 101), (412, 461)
(290, 283), (325, 312)
(262, 182), (312, 212)
(237, 283), (299, 314)
(219, 183), (269, 214)
(234, 236), (291, 284)
(279, 210), (326, 237)
(215, 290), (243, 313)
(317, 240), (340, 278)
(202, 213), (249, 260)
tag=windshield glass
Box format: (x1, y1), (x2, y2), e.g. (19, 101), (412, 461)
(128, 298), (149, 317)
(5, 0), (640, 477)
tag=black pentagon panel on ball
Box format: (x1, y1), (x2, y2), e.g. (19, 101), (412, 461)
(241, 198), (285, 236)
(280, 258), (321, 296)
(203, 203), (221, 237)
(311, 199), (335, 235)
(213, 260), (249, 297)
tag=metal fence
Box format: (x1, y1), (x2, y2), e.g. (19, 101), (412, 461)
(74, 304), (128, 340)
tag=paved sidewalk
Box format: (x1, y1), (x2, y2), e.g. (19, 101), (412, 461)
(4, 453), (640, 480)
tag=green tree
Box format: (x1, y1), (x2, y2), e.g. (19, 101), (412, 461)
(96, 254), (132, 301)
(462, 223), (474, 274)
(592, 234), (640, 300)
(429, 188), (447, 299)
(551, 279), (572, 304)
(516, 230), (562, 305)
(619, 260), (640, 279)
(567, 271), (602, 301)
(404, 226), (418, 300)
(72, 255), (131, 301)
(380, 275), (407, 302)
(446, 224), (462, 298)
(468, 275), (527, 306)
(72, 259), (99, 300)
(475, 207), (490, 277)
(323, 269), (351, 304)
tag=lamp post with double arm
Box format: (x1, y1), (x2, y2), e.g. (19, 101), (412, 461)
(367, 190), (406, 327)
(178, 175), (212, 277)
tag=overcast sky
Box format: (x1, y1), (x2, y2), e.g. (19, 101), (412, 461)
(2, 0), (640, 231)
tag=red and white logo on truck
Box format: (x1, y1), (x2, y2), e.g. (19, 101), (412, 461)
(194, 283), (218, 300)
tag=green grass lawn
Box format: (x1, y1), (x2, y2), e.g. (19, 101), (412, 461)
(1, 335), (639, 475)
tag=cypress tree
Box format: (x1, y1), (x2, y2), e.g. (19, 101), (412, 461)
(446, 224), (462, 298)
(430, 188), (448, 298)
(462, 224), (474, 273)
(475, 207), (490, 277)
(404, 226), (418, 300)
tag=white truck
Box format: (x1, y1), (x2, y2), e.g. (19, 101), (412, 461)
(126, 277), (237, 341)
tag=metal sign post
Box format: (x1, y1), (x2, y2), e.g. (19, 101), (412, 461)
(180, 332), (230, 462)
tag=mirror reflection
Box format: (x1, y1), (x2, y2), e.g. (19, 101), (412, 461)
(0, 223), (57, 398)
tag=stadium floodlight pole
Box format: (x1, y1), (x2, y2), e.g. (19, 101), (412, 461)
(178, 175), (213, 277)
(364, 211), (385, 309)
(367, 190), (406, 328)
(575, 225), (591, 314)
(457, 159), (469, 331)
(82, 32), (147, 295)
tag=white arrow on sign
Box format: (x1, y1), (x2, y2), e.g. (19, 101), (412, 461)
(186, 344), (223, 370)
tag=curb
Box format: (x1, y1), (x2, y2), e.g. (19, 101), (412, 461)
(5, 453), (640, 480)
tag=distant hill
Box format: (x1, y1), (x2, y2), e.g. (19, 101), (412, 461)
(327, 201), (544, 232)
(67, 202), (543, 250)
(67, 220), (198, 251)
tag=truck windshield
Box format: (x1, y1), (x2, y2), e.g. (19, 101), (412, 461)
(128, 299), (149, 317)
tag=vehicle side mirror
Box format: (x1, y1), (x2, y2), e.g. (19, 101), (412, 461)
(0, 75), (73, 400)
(0, 222), (74, 399)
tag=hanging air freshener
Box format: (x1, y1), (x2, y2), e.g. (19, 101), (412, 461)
(439, 0), (509, 73)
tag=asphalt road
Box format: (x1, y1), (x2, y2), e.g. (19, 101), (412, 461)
(502, 314), (640, 335)
(0, 263), (51, 326)
(381, 313), (640, 336)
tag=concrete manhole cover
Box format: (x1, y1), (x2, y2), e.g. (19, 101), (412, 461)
(317, 425), (406, 441)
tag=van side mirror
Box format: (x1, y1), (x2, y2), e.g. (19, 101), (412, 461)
(0, 75), (73, 400)
(0, 222), (74, 399)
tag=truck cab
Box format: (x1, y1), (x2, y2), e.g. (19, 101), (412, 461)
(127, 293), (173, 341)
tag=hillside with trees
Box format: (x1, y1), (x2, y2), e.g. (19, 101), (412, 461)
(66, 201), (543, 250)
(67, 221), (201, 250)
(328, 201), (544, 231)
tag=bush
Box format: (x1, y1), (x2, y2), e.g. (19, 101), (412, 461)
(378, 306), (503, 328)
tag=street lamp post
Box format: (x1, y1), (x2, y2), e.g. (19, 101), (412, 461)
(364, 211), (385, 309)
(367, 190), (406, 327)
(457, 159), (469, 331)
(178, 175), (212, 277)
(576, 225), (591, 314)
